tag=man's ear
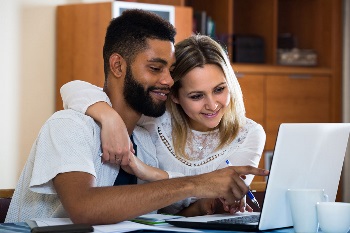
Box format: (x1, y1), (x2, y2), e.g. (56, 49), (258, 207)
(109, 53), (124, 78)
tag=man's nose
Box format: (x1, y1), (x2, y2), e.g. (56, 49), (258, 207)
(159, 70), (174, 87)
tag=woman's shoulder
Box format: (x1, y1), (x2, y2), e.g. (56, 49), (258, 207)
(243, 117), (265, 132)
(231, 117), (265, 144)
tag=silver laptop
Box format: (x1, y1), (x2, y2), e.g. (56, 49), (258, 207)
(167, 123), (350, 231)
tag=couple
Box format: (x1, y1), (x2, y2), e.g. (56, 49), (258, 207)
(6, 9), (267, 224)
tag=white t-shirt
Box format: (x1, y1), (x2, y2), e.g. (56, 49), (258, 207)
(60, 81), (266, 214)
(5, 109), (157, 223)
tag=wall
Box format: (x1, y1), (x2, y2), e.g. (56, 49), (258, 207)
(0, 0), (105, 189)
(1, 0), (350, 197)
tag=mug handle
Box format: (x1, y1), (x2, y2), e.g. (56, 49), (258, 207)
(323, 193), (329, 202)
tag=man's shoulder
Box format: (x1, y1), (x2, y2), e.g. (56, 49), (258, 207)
(40, 109), (99, 137)
(48, 109), (96, 126)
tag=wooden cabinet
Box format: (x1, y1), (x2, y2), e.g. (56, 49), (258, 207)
(237, 74), (265, 127)
(185, 0), (343, 154)
(56, 2), (192, 111)
(56, 0), (343, 199)
(265, 74), (331, 149)
(185, 0), (342, 68)
(182, 0), (341, 190)
(237, 70), (333, 184)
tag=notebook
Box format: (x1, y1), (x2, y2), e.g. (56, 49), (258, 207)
(166, 123), (350, 231)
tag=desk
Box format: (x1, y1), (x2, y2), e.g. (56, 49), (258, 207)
(2, 222), (349, 233)
(0, 222), (296, 233)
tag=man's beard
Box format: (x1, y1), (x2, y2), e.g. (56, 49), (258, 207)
(123, 66), (167, 117)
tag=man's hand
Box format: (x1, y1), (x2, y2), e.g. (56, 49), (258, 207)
(189, 166), (269, 206)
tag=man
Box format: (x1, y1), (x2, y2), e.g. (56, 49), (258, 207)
(6, 10), (268, 225)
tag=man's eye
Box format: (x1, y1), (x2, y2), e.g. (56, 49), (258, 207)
(150, 67), (161, 72)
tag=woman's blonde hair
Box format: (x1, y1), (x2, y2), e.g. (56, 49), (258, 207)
(167, 35), (246, 157)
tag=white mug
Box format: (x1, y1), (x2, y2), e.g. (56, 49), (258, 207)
(316, 202), (350, 233)
(287, 189), (328, 233)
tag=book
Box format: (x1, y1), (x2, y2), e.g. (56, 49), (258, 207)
(193, 11), (207, 35)
(131, 214), (182, 226)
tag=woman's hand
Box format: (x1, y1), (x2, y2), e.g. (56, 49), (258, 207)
(177, 198), (220, 216)
(84, 101), (133, 164)
(177, 195), (254, 217)
(221, 196), (253, 214)
(120, 152), (168, 182)
(99, 110), (134, 164)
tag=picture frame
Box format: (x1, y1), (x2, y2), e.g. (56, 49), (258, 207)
(112, 1), (175, 26)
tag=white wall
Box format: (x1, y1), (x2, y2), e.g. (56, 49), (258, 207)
(1, 0), (350, 196)
(0, 0), (106, 189)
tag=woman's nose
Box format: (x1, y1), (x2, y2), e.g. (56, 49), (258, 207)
(205, 97), (218, 111)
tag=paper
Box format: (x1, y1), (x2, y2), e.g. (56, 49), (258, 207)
(32, 217), (201, 233)
(94, 221), (201, 233)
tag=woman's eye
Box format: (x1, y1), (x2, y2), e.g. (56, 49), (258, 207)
(189, 94), (203, 100)
(214, 86), (225, 93)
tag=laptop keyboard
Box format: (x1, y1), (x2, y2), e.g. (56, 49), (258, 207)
(208, 214), (260, 224)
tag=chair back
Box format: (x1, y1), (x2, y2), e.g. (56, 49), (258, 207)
(0, 189), (14, 223)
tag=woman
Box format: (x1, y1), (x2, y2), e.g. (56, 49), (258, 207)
(60, 35), (266, 215)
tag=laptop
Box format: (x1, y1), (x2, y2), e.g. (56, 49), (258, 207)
(166, 123), (350, 231)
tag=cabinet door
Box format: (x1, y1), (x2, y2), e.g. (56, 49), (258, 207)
(237, 74), (266, 181)
(265, 74), (330, 149)
(237, 74), (265, 127)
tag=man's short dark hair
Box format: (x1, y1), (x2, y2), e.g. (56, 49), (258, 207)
(103, 9), (176, 81)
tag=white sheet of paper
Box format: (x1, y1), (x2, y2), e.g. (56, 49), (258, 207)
(32, 218), (201, 233)
(94, 221), (201, 233)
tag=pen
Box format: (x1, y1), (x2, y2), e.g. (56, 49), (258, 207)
(225, 159), (260, 209)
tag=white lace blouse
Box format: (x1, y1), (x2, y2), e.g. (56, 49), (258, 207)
(60, 80), (266, 214)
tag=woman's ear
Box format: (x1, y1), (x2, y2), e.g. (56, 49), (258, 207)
(170, 93), (179, 104)
(109, 53), (124, 78)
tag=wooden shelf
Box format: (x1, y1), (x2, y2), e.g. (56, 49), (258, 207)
(233, 64), (332, 75)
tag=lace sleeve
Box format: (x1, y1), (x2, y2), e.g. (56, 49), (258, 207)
(60, 80), (111, 114)
(220, 121), (266, 185)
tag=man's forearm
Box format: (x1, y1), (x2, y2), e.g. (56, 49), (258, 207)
(54, 172), (195, 225)
(54, 166), (269, 225)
